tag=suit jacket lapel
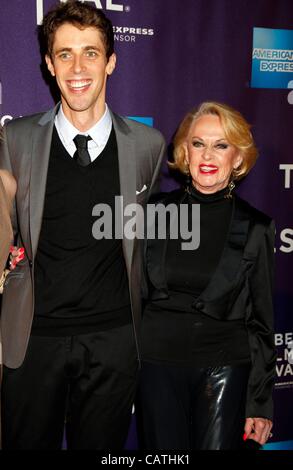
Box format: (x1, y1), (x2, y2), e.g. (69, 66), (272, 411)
(30, 105), (58, 258)
(147, 190), (187, 298)
(146, 193), (251, 302)
(199, 196), (250, 302)
(111, 111), (136, 276)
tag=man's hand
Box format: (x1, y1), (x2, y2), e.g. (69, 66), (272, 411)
(244, 417), (273, 445)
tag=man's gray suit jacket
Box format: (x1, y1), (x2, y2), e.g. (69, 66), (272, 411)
(0, 104), (166, 369)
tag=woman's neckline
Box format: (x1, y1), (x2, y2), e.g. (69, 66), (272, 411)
(188, 184), (231, 203)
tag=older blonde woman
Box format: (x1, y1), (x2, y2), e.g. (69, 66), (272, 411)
(138, 102), (276, 450)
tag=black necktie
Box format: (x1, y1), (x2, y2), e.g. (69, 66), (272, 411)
(73, 135), (92, 167)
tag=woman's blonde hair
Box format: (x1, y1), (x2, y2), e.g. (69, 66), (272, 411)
(170, 101), (258, 180)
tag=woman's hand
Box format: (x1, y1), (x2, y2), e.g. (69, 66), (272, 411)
(9, 246), (25, 270)
(0, 247), (24, 294)
(244, 417), (273, 445)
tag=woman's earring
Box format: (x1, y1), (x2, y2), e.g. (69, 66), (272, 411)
(224, 180), (235, 199)
(185, 170), (192, 194)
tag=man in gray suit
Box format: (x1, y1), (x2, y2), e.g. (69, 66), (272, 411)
(0, 1), (165, 449)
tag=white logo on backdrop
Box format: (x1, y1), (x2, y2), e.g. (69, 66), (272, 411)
(288, 341), (293, 365)
(113, 26), (154, 43)
(37, 0), (125, 25)
(275, 332), (293, 387)
(276, 228), (293, 254)
(36, 1), (154, 43)
(288, 80), (293, 105)
(279, 164), (293, 189)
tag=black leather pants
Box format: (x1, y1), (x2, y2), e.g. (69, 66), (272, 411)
(137, 361), (251, 450)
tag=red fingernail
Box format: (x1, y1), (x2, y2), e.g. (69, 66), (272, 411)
(9, 246), (15, 253)
(18, 254), (25, 261)
(243, 433), (247, 441)
(19, 248), (25, 253)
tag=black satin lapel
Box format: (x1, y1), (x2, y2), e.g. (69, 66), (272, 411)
(200, 196), (250, 301)
(146, 190), (187, 298)
(146, 236), (167, 295)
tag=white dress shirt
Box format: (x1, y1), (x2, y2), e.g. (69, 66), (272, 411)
(55, 104), (113, 162)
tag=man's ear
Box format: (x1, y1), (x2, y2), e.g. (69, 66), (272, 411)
(45, 54), (55, 77)
(106, 53), (116, 76)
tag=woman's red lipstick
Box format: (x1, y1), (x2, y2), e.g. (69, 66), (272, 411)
(199, 164), (218, 175)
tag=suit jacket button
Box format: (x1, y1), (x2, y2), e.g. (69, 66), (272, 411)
(195, 301), (204, 310)
(29, 260), (33, 267)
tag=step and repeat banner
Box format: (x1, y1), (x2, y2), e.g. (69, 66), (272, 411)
(0, 0), (292, 450)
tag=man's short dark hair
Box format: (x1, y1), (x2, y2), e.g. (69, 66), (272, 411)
(43, 0), (114, 60)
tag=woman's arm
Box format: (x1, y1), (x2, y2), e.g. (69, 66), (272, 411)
(245, 219), (276, 443)
(0, 169), (17, 209)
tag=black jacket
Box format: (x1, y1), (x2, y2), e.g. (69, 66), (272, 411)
(144, 188), (276, 420)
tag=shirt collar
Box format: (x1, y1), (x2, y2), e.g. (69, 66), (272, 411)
(55, 104), (112, 148)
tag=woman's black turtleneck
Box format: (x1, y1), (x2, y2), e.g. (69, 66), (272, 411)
(141, 185), (251, 367)
(166, 184), (233, 297)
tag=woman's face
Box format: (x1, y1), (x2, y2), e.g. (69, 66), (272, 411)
(184, 114), (243, 194)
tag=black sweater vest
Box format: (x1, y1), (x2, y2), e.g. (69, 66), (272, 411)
(32, 126), (131, 336)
